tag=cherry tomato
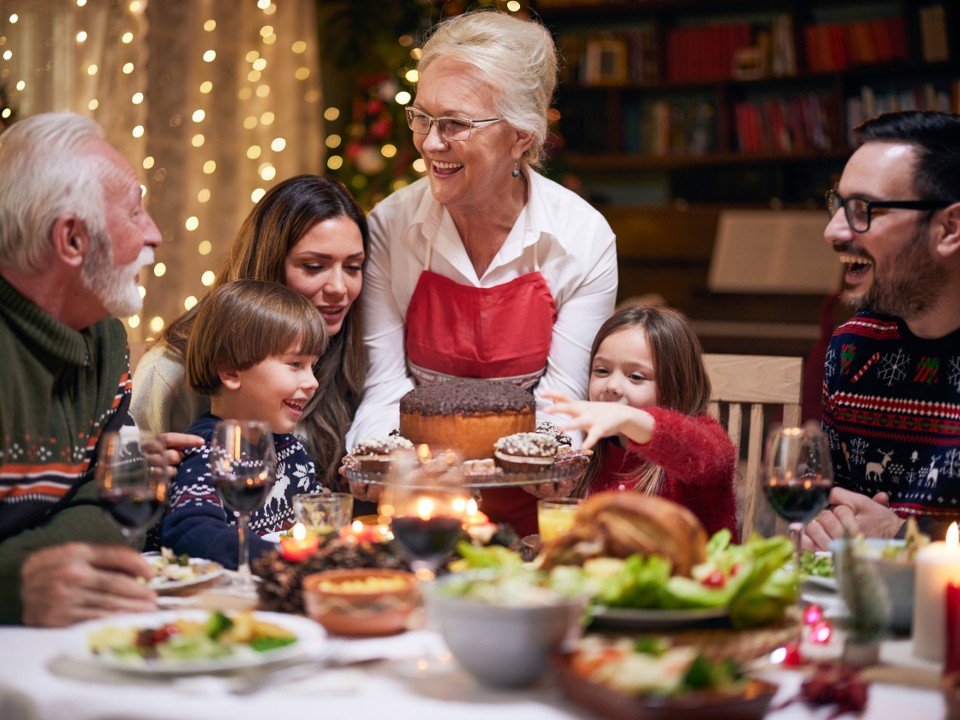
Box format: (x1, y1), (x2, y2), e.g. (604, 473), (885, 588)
(702, 569), (726, 588)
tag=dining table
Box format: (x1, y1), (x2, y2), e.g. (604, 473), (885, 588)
(0, 571), (951, 720)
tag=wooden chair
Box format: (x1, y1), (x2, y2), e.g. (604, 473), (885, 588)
(703, 353), (804, 539)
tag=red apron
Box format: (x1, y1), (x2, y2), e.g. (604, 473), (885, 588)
(405, 241), (556, 537)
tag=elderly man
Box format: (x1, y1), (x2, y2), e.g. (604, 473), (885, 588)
(0, 113), (194, 625)
(804, 111), (960, 550)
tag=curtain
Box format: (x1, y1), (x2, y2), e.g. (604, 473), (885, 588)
(0, 0), (325, 341)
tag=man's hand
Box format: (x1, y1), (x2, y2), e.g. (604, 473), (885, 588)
(802, 487), (904, 551)
(20, 543), (157, 627)
(159, 431), (204, 472)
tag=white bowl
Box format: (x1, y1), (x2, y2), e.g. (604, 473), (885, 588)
(429, 574), (585, 687)
(830, 538), (915, 633)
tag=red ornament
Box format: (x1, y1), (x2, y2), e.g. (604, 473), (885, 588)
(804, 603), (824, 625)
(809, 620), (833, 645)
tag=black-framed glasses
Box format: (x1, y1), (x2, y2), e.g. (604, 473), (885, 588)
(405, 106), (503, 141)
(825, 188), (950, 233)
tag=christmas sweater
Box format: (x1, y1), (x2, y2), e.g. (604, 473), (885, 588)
(0, 276), (131, 623)
(587, 406), (739, 540)
(822, 312), (960, 533)
(159, 413), (322, 568)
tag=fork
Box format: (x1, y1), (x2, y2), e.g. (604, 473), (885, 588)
(228, 643), (385, 695)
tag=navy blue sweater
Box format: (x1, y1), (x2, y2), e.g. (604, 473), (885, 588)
(159, 413), (321, 568)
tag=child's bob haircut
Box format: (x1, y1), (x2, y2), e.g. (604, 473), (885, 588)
(186, 279), (328, 395)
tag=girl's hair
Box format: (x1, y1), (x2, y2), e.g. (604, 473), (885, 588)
(418, 9), (558, 170)
(577, 306), (711, 496)
(162, 175), (368, 484)
(186, 279), (328, 395)
(0, 112), (109, 273)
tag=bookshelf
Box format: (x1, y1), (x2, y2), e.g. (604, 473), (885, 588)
(535, 0), (960, 206)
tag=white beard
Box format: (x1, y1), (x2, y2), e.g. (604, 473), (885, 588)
(81, 241), (154, 318)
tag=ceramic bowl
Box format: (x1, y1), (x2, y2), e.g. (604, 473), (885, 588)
(302, 568), (419, 637)
(830, 538), (915, 633)
(428, 574), (585, 688)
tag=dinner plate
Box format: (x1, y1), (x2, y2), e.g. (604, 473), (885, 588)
(589, 606), (730, 632)
(804, 575), (838, 592)
(65, 610), (325, 676)
(142, 553), (224, 592)
(550, 652), (777, 720)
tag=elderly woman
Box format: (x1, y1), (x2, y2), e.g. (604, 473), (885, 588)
(347, 10), (618, 536)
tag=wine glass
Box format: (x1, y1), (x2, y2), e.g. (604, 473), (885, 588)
(94, 428), (169, 548)
(764, 422), (834, 570)
(209, 419), (277, 590)
(379, 447), (470, 582)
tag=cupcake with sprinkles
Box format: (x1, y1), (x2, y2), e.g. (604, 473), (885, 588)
(493, 432), (558, 474)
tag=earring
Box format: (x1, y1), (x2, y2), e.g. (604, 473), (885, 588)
(512, 159), (520, 178)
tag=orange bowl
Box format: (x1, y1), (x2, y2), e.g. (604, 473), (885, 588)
(302, 568), (419, 637)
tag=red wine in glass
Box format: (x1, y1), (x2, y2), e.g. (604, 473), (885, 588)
(95, 430), (169, 547)
(765, 474), (832, 524)
(391, 515), (463, 570)
(209, 419), (276, 590)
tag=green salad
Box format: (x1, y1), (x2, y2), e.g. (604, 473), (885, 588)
(454, 530), (798, 629)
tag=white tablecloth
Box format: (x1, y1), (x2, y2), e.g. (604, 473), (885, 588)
(0, 621), (948, 720)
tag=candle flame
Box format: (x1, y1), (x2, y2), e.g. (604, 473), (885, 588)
(292, 522), (306, 541)
(948, 522), (959, 547)
(417, 497), (434, 520)
(417, 444), (431, 463)
(466, 498), (478, 515)
(352, 520), (363, 533)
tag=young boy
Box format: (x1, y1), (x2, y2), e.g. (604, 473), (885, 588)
(158, 280), (328, 568)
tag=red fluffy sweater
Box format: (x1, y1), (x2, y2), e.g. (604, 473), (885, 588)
(587, 406), (739, 541)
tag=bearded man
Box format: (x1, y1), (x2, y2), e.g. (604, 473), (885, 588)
(0, 113), (198, 625)
(804, 111), (960, 549)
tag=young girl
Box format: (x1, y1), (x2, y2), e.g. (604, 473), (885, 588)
(158, 279), (328, 568)
(544, 306), (738, 539)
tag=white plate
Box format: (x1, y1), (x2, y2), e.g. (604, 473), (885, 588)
(804, 575), (838, 592)
(590, 606), (729, 631)
(66, 610), (325, 676)
(143, 553), (224, 593)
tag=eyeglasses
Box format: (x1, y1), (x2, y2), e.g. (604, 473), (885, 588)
(825, 188), (950, 233)
(405, 106), (503, 141)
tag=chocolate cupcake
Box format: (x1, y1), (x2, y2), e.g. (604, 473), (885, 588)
(493, 432), (558, 474)
(535, 420), (574, 447)
(349, 435), (415, 473)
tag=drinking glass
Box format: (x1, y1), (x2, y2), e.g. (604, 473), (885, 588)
(293, 492), (354, 535)
(379, 448), (470, 581)
(763, 423), (834, 570)
(94, 428), (169, 548)
(209, 420), (277, 589)
(537, 498), (583, 543)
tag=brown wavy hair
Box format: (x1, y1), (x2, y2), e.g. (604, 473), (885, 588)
(160, 174), (368, 487)
(576, 306), (711, 496)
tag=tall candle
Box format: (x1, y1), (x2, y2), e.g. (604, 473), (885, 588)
(914, 523), (960, 662)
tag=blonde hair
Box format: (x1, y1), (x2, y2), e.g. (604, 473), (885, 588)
(418, 10), (557, 170)
(187, 280), (328, 396)
(578, 306), (711, 497)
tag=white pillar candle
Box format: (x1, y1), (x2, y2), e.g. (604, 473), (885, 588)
(913, 523), (960, 662)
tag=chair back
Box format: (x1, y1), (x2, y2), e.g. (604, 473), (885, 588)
(703, 353), (803, 539)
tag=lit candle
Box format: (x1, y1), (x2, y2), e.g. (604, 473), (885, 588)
(946, 583), (960, 675)
(279, 522), (319, 562)
(914, 522), (960, 662)
(339, 519), (381, 544)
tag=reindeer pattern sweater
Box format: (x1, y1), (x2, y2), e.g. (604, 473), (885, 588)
(588, 406), (739, 540)
(159, 413), (321, 568)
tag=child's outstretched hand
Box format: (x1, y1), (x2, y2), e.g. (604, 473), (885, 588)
(541, 390), (654, 452)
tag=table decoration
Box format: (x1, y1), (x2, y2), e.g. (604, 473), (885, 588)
(834, 537), (891, 665)
(279, 523), (320, 562)
(914, 522), (960, 662)
(302, 568), (418, 636)
(947, 582), (960, 674)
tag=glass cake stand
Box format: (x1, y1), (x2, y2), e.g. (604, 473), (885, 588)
(344, 457), (589, 489)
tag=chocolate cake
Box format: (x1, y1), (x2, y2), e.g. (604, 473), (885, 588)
(398, 378), (536, 460)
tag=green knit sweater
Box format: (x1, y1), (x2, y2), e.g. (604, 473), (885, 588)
(0, 276), (132, 623)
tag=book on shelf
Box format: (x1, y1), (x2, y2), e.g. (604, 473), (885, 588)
(919, 5), (950, 63)
(708, 210), (842, 295)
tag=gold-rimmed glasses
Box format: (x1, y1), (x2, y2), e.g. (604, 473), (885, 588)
(405, 106), (503, 141)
